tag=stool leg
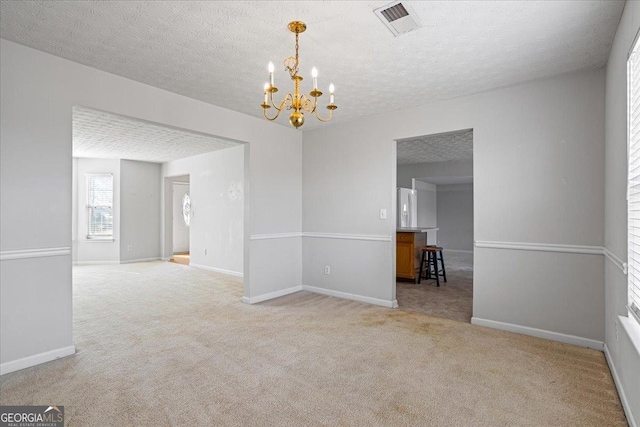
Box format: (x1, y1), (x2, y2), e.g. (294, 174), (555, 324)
(426, 252), (432, 279)
(418, 250), (426, 284)
(434, 252), (440, 287)
(439, 250), (447, 283)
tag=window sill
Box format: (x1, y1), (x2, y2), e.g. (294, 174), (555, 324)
(84, 238), (115, 243)
(619, 314), (640, 357)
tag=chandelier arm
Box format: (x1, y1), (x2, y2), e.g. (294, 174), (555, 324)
(300, 95), (315, 113)
(270, 91), (292, 111)
(313, 107), (335, 122)
(263, 105), (284, 121)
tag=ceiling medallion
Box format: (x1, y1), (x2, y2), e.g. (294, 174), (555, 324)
(261, 21), (337, 129)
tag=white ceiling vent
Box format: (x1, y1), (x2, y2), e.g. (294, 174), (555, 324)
(374, 1), (421, 37)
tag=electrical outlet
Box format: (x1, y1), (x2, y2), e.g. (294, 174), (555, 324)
(127, 245), (132, 252)
(379, 209), (387, 220)
(324, 265), (331, 275)
(204, 248), (207, 255)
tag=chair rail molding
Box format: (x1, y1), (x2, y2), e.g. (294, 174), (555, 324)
(0, 247), (71, 261)
(249, 232), (302, 240)
(604, 247), (629, 275)
(250, 232), (391, 242)
(474, 240), (628, 275)
(302, 232), (391, 242)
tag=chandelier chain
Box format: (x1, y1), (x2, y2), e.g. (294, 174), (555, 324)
(295, 32), (299, 72)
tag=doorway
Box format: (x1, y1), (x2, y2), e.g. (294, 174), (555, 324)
(170, 175), (190, 265)
(394, 128), (474, 322)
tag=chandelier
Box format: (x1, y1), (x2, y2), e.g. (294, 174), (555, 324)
(261, 21), (337, 129)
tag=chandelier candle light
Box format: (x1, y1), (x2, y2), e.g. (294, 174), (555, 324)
(261, 21), (337, 128)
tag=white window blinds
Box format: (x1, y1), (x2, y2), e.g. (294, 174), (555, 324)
(86, 174), (113, 239)
(628, 36), (640, 322)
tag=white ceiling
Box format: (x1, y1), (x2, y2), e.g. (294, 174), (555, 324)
(73, 106), (241, 163)
(397, 128), (472, 165)
(0, 1), (624, 130)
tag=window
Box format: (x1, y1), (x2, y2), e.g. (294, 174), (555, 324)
(182, 193), (191, 227)
(628, 35), (640, 323)
(86, 174), (113, 240)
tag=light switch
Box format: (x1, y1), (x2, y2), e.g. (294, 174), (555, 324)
(379, 209), (387, 220)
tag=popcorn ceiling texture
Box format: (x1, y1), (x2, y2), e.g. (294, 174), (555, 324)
(397, 128), (473, 165)
(72, 106), (240, 162)
(0, 1), (625, 129)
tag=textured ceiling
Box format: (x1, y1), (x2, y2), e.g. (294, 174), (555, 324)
(1, 1), (625, 130)
(397, 128), (473, 165)
(73, 106), (240, 163)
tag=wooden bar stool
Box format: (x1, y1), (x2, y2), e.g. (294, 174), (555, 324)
(418, 246), (447, 286)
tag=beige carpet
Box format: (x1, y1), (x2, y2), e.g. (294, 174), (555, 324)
(0, 261), (627, 426)
(397, 251), (474, 322)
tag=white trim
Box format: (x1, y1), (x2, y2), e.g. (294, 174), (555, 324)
(620, 314), (640, 356)
(241, 285), (303, 304)
(189, 263), (243, 277)
(604, 247), (629, 275)
(249, 232), (302, 240)
(82, 239), (115, 243)
(604, 343), (638, 427)
(443, 249), (473, 254)
(471, 317), (604, 350)
(474, 240), (602, 255)
(249, 232), (392, 242)
(302, 285), (397, 308)
(474, 241), (629, 274)
(303, 232), (392, 242)
(172, 181), (190, 186)
(73, 260), (119, 265)
(120, 257), (161, 264)
(1, 346), (75, 375)
(161, 257), (172, 261)
(0, 247), (71, 261)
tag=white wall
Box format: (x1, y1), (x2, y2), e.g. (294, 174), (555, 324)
(120, 160), (161, 263)
(172, 182), (190, 254)
(604, 1), (640, 424)
(414, 180), (437, 230)
(162, 145), (245, 276)
(0, 39), (302, 373)
(436, 184), (474, 252)
(71, 158), (161, 265)
(303, 67), (605, 343)
(75, 158), (121, 264)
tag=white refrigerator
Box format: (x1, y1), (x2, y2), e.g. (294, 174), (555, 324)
(397, 187), (417, 228)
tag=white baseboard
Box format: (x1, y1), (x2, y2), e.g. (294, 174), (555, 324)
(1, 345), (75, 375)
(471, 317), (604, 350)
(189, 263), (243, 277)
(302, 285), (396, 308)
(161, 257), (171, 261)
(120, 257), (160, 264)
(73, 260), (119, 265)
(241, 285), (303, 304)
(443, 249), (473, 254)
(604, 343), (638, 427)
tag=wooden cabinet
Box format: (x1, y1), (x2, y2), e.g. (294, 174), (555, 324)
(396, 232), (417, 280)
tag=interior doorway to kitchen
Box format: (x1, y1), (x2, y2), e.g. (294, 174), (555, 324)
(395, 128), (474, 323)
